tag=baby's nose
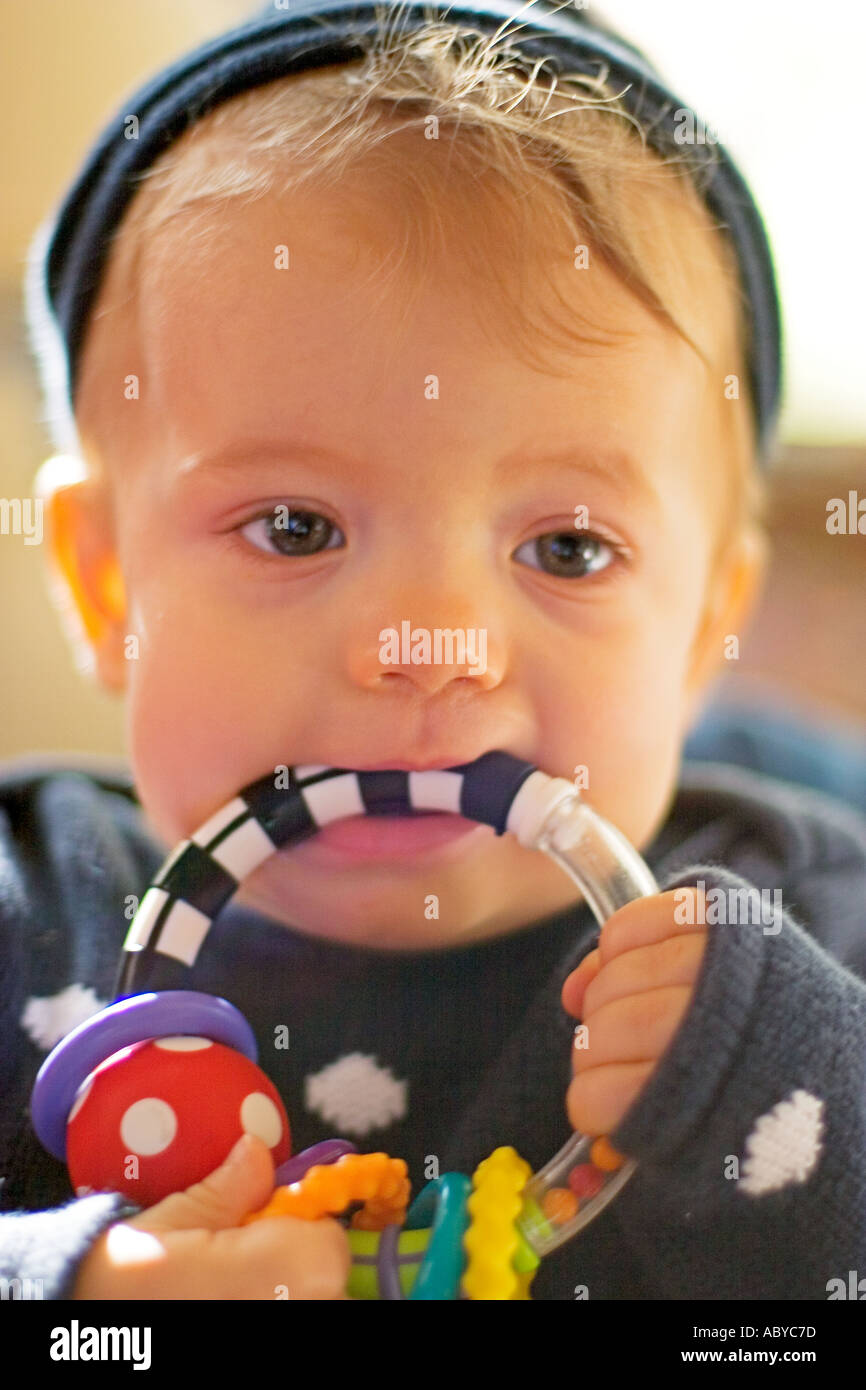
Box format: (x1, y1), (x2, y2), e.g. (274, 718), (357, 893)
(345, 617), (501, 694)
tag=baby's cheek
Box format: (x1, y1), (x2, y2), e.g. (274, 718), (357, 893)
(545, 655), (690, 852)
(123, 668), (227, 846)
(591, 737), (683, 858)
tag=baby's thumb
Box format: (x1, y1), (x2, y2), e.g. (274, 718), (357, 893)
(133, 1133), (276, 1233)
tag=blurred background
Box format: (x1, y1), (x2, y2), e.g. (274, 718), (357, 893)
(1, 0), (864, 769)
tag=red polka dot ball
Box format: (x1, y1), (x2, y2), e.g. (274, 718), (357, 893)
(66, 1035), (291, 1206)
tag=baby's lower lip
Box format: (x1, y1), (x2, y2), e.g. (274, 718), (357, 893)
(287, 812), (484, 863)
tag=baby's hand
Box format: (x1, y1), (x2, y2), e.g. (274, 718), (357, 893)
(72, 1133), (351, 1300)
(561, 888), (708, 1136)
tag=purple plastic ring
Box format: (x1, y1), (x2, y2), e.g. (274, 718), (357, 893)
(378, 1223), (404, 1300)
(30, 990), (257, 1162)
(274, 1139), (358, 1186)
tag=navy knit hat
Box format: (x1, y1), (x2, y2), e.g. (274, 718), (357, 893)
(25, 0), (783, 463)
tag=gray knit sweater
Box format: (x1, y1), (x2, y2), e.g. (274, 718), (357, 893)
(1, 755), (865, 1300)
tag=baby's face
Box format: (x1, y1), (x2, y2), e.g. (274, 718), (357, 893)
(72, 150), (750, 949)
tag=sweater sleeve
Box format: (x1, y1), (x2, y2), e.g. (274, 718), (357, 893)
(0, 1194), (144, 1299)
(605, 849), (866, 1299)
(0, 763), (156, 1301)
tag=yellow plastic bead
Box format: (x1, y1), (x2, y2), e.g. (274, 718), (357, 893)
(511, 1269), (537, 1300)
(462, 1146), (533, 1301)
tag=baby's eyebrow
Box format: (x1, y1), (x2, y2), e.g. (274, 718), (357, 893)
(175, 440), (358, 481)
(174, 439), (659, 511)
(496, 443), (660, 512)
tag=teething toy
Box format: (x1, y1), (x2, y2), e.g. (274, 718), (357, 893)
(66, 1036), (291, 1207)
(31, 751), (658, 1297)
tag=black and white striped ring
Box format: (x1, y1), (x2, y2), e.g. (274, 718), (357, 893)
(114, 750), (650, 1000)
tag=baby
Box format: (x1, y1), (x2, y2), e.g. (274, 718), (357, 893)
(4, 0), (866, 1303)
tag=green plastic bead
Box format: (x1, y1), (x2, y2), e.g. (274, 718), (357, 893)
(512, 1226), (541, 1273)
(346, 1225), (433, 1299)
(516, 1192), (555, 1247)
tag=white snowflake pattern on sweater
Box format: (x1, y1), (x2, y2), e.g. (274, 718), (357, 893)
(304, 1052), (407, 1136)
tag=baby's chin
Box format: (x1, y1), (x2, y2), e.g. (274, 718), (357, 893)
(230, 874), (482, 952)
(231, 835), (585, 952)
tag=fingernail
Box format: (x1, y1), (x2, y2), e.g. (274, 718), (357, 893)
(226, 1133), (253, 1167)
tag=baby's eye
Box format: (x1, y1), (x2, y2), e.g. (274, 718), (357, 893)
(238, 506), (345, 557)
(513, 529), (623, 579)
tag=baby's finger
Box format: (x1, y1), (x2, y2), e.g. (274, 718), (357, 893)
(566, 1061), (655, 1136)
(579, 931), (707, 1022)
(571, 985), (693, 1075)
(561, 946), (601, 1017)
(596, 888), (707, 967)
(215, 1214), (351, 1300)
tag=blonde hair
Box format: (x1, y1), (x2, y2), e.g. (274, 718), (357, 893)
(79, 1), (767, 549)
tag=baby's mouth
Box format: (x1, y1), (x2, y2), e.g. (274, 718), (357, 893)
(285, 809), (484, 864)
(269, 751), (520, 864)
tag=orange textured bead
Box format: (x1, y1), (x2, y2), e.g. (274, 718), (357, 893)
(590, 1137), (625, 1172)
(349, 1175), (411, 1229)
(541, 1187), (578, 1225)
(241, 1153), (409, 1230)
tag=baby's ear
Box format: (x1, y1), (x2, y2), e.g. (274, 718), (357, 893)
(35, 455), (128, 693)
(682, 520), (770, 727)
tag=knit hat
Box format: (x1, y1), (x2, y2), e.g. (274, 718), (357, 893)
(25, 0), (783, 463)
